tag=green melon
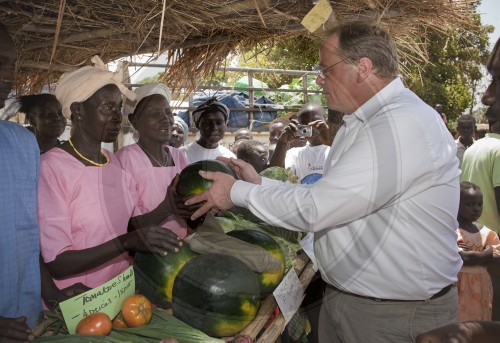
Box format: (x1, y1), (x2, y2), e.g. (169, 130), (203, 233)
(176, 160), (237, 197)
(172, 253), (260, 337)
(133, 244), (198, 303)
(227, 230), (286, 296)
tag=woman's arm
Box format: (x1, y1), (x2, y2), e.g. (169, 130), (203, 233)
(127, 174), (195, 231)
(46, 225), (182, 279)
(40, 256), (90, 308)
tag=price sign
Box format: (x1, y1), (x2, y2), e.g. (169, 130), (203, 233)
(273, 268), (305, 326)
(59, 266), (135, 333)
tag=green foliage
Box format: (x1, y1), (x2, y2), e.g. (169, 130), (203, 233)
(138, 72), (162, 84)
(236, 35), (319, 88)
(266, 75), (325, 107)
(403, 12), (493, 123)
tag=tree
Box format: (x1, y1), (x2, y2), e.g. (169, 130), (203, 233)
(234, 35), (319, 88)
(233, 12), (492, 127)
(399, 13), (493, 125)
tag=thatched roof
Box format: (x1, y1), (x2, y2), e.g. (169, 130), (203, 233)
(1, 0), (477, 95)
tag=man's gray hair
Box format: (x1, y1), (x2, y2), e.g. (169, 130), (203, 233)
(328, 21), (399, 78)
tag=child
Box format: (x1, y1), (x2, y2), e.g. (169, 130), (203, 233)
(456, 181), (500, 321)
(236, 139), (269, 173)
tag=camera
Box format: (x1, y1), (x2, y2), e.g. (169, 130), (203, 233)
(295, 125), (313, 137)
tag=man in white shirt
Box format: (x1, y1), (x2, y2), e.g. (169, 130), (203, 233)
(187, 22), (461, 343)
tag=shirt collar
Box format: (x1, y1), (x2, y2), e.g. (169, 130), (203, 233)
(349, 77), (403, 123)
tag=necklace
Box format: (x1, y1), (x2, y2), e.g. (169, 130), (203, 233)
(68, 138), (109, 167)
(138, 143), (171, 167)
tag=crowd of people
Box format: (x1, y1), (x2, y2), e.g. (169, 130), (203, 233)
(1, 19), (500, 343)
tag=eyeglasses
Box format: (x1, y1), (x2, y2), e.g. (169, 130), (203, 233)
(314, 59), (345, 79)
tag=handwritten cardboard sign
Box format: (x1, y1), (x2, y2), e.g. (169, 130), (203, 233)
(59, 266), (135, 333)
(273, 268), (305, 326)
(301, 0), (333, 33)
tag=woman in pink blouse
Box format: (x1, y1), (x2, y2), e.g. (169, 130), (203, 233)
(117, 83), (189, 239)
(39, 59), (182, 291)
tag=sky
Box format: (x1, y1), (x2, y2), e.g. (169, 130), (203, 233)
(478, 0), (500, 48)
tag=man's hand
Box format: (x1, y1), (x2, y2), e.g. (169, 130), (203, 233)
(416, 321), (500, 343)
(0, 316), (34, 342)
(217, 157), (262, 184)
(185, 170), (237, 220)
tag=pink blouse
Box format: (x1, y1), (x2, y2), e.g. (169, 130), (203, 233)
(38, 148), (141, 289)
(115, 144), (188, 239)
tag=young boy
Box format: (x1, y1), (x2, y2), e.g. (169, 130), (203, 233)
(236, 139), (269, 173)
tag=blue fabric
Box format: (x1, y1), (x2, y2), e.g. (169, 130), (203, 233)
(178, 91), (277, 128)
(0, 121), (41, 328)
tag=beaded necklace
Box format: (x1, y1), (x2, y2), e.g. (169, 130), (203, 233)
(68, 138), (109, 167)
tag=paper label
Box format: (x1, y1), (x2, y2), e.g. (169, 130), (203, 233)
(59, 266), (135, 333)
(301, 0), (333, 33)
(273, 268), (305, 326)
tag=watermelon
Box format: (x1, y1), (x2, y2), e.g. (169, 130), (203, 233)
(172, 254), (260, 337)
(177, 160), (237, 197)
(133, 244), (198, 303)
(227, 230), (285, 296)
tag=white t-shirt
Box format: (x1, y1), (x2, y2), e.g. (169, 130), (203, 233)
(285, 144), (330, 182)
(179, 141), (236, 163)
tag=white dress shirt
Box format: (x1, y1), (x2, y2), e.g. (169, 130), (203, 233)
(231, 78), (462, 300)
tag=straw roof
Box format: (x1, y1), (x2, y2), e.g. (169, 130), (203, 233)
(0, 0), (477, 95)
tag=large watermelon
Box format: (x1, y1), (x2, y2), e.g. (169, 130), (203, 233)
(176, 160), (237, 197)
(172, 254), (260, 337)
(227, 230), (286, 296)
(133, 244), (198, 303)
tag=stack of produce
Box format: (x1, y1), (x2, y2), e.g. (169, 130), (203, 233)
(35, 161), (301, 342)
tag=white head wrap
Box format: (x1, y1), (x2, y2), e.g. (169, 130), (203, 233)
(122, 83), (172, 116)
(173, 115), (189, 135)
(55, 55), (136, 118)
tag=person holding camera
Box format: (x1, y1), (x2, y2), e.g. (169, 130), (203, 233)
(269, 103), (330, 181)
(185, 21), (461, 343)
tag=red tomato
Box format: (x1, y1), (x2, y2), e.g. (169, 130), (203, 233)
(112, 312), (128, 328)
(75, 312), (112, 336)
(121, 294), (152, 327)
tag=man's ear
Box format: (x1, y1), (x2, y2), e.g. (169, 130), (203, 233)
(70, 102), (82, 121)
(356, 57), (372, 82)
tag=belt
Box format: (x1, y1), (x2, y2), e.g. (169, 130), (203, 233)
(330, 284), (454, 302)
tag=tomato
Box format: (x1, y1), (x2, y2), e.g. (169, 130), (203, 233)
(121, 294), (152, 327)
(112, 312), (128, 328)
(75, 312), (112, 336)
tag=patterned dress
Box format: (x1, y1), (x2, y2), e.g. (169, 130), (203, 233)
(456, 225), (500, 321)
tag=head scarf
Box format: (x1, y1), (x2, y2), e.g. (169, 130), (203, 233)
(192, 97), (229, 128)
(122, 83), (172, 116)
(55, 55), (136, 118)
(173, 115), (189, 136)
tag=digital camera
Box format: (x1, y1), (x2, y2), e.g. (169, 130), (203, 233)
(295, 125), (313, 137)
